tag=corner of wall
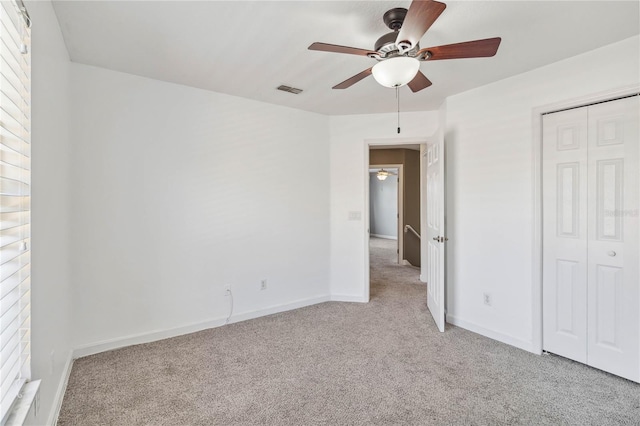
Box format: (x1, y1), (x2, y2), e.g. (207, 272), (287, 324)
(26, 1), (74, 424)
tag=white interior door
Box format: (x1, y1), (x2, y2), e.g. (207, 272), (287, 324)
(426, 137), (445, 332)
(542, 107), (589, 364)
(585, 96), (639, 382)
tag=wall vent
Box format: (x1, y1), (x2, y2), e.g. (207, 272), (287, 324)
(277, 85), (303, 94)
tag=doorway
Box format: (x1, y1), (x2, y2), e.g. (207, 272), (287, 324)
(368, 146), (421, 304)
(369, 145), (422, 269)
(364, 135), (446, 332)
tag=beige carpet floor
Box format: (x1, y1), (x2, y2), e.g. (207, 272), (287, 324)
(57, 237), (640, 425)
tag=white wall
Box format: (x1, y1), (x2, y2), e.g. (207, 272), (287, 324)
(329, 111), (439, 301)
(22, 6), (640, 422)
(444, 36), (640, 351)
(27, 1), (73, 424)
(68, 64), (330, 351)
(369, 172), (397, 239)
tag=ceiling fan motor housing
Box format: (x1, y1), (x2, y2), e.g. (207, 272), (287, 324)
(374, 32), (420, 59)
(374, 32), (399, 55)
(373, 8), (419, 59)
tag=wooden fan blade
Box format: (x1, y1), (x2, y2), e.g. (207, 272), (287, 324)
(308, 42), (376, 57)
(408, 71), (432, 93)
(396, 0), (447, 51)
(418, 37), (502, 61)
(333, 68), (373, 89)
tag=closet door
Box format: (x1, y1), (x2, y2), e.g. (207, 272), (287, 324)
(586, 96), (639, 382)
(542, 108), (589, 363)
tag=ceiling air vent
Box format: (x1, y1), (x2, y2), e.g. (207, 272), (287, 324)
(277, 85), (303, 95)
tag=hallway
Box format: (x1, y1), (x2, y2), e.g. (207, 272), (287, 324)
(369, 236), (423, 302)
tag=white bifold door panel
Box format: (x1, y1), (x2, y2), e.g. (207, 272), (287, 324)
(542, 107), (589, 364)
(586, 97), (639, 381)
(543, 95), (640, 382)
(426, 136), (446, 333)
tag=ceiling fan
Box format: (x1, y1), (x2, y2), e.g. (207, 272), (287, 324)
(308, 0), (501, 92)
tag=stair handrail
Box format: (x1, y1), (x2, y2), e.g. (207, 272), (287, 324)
(404, 224), (421, 240)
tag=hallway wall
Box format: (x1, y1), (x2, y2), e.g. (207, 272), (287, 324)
(369, 172), (398, 239)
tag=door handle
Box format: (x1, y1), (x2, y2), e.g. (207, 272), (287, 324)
(607, 251), (616, 257)
(432, 236), (448, 243)
(433, 236), (440, 242)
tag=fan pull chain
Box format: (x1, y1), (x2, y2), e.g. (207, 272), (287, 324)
(396, 86), (401, 134)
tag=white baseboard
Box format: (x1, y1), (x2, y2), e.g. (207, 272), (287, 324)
(330, 294), (368, 303)
(401, 260), (421, 269)
(419, 274), (427, 283)
(370, 234), (397, 240)
(229, 295), (331, 323)
(446, 314), (534, 353)
(48, 353), (73, 426)
(73, 319), (225, 359)
(72, 295), (332, 359)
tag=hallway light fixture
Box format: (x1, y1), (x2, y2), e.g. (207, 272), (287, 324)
(376, 169), (393, 181)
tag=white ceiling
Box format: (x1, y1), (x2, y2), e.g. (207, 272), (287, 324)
(52, 1), (639, 115)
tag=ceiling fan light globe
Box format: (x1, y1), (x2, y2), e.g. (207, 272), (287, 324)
(377, 174), (388, 181)
(372, 57), (420, 88)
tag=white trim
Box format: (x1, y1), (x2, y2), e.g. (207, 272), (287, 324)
(401, 259), (419, 269)
(420, 143), (427, 283)
(446, 314), (534, 353)
(330, 294), (369, 303)
(73, 295), (331, 359)
(229, 295), (331, 323)
(73, 320), (226, 359)
(48, 355), (73, 426)
(531, 84), (640, 355)
(370, 234), (397, 240)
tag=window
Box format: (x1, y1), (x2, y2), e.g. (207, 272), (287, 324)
(0, 0), (31, 422)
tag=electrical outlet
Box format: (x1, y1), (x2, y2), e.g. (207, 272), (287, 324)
(260, 279), (267, 291)
(224, 284), (231, 296)
(483, 293), (492, 306)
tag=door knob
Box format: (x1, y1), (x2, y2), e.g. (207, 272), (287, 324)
(433, 237), (440, 242)
(607, 251), (616, 257)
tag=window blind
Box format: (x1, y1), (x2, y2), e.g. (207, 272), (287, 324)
(0, 0), (30, 422)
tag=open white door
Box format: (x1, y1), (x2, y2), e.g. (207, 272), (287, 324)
(425, 137), (446, 332)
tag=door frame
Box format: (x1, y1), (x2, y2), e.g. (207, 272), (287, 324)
(364, 137), (428, 302)
(369, 164), (404, 264)
(531, 84), (640, 355)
